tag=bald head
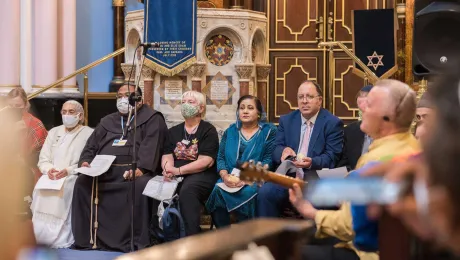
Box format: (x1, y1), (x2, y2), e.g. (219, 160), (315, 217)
(360, 79), (416, 138)
(375, 79), (416, 130)
(297, 80), (323, 119)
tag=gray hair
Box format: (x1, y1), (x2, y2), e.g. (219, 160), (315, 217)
(63, 100), (84, 124)
(375, 79), (416, 130)
(181, 91), (207, 119)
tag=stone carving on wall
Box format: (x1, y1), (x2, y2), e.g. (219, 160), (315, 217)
(125, 8), (268, 131)
(188, 62), (207, 80)
(188, 62), (207, 92)
(256, 64), (271, 79)
(141, 66), (154, 80)
(235, 63), (254, 80)
(121, 63), (135, 83)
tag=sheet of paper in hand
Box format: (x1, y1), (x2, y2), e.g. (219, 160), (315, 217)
(275, 160), (298, 175)
(74, 155), (116, 177)
(143, 176), (179, 201)
(35, 175), (67, 190)
(317, 166), (348, 178)
(216, 183), (244, 193)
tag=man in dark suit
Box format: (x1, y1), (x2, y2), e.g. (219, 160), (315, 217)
(257, 80), (344, 217)
(337, 85), (373, 171)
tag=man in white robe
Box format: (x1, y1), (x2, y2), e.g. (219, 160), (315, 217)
(31, 100), (93, 248)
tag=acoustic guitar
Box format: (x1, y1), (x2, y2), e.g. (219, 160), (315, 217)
(237, 161), (306, 190)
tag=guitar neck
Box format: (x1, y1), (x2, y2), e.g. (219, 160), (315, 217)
(265, 171), (306, 189)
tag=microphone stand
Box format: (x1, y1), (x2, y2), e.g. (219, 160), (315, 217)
(127, 45), (148, 252)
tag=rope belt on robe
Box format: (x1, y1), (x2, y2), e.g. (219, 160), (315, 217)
(89, 163), (131, 248)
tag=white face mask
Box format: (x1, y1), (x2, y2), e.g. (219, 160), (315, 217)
(62, 114), (80, 128)
(117, 97), (130, 114)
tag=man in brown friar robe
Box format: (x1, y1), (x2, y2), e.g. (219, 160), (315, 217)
(71, 84), (168, 252)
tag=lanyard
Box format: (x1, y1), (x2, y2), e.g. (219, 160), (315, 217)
(121, 116), (134, 139)
(183, 124), (199, 142)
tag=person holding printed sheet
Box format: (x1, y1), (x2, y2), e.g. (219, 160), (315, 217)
(205, 95), (276, 228)
(31, 100), (93, 248)
(71, 85), (168, 252)
(162, 91), (219, 236)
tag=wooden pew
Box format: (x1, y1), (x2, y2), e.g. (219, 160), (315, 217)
(117, 219), (313, 260)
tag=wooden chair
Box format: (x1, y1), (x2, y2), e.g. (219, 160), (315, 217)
(200, 207), (214, 231)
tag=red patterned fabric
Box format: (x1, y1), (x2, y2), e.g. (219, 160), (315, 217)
(23, 113), (47, 182)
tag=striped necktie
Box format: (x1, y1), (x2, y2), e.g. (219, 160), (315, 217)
(299, 121), (313, 156)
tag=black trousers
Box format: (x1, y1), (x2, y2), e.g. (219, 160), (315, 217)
(302, 245), (359, 260)
(178, 172), (217, 236)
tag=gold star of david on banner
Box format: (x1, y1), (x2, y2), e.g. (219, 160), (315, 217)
(367, 51), (384, 70)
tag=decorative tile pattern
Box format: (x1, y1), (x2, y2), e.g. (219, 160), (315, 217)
(205, 35), (234, 66)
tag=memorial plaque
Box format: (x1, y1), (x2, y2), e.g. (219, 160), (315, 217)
(203, 72), (235, 109)
(210, 80), (229, 101)
(156, 76), (189, 108)
(164, 80), (183, 100)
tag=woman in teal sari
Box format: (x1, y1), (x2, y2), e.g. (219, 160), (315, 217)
(206, 95), (276, 227)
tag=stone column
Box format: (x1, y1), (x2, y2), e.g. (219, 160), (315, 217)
(0, 0), (20, 93)
(121, 63), (136, 85)
(110, 0), (126, 92)
(20, 0), (32, 93)
(58, 0), (78, 92)
(235, 64), (254, 97)
(33, 0), (58, 91)
(141, 66), (155, 108)
(256, 64), (271, 111)
(187, 62), (207, 92)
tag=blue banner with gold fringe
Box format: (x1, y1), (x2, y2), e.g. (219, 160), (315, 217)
(144, 0), (197, 76)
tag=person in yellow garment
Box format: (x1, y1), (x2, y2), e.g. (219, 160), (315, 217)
(289, 79), (420, 260)
(361, 74), (460, 258)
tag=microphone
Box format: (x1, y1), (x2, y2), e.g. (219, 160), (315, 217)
(128, 92), (142, 106)
(139, 42), (160, 48)
(125, 106), (133, 134)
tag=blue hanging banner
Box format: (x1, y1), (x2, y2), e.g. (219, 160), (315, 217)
(352, 9), (398, 80)
(144, 0), (197, 76)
